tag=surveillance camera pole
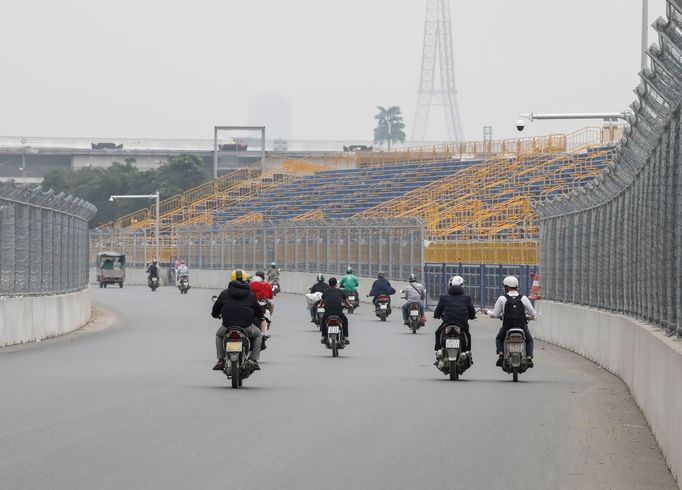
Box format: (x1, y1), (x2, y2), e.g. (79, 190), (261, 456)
(109, 191), (160, 263)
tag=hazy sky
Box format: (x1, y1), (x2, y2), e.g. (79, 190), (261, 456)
(0, 0), (667, 142)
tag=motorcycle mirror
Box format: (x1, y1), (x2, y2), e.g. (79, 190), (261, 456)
(210, 295), (217, 302)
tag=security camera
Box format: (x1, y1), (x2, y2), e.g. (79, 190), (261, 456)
(515, 119), (526, 132)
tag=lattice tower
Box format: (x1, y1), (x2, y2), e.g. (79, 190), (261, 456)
(412, 0), (464, 143)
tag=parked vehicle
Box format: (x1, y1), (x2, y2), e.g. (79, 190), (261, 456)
(500, 328), (530, 382)
(374, 295), (391, 321)
(96, 252), (126, 288)
(323, 315), (347, 358)
(406, 302), (424, 333)
(434, 323), (472, 381)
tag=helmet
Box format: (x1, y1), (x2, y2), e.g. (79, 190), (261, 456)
(271, 262), (277, 268)
(449, 276), (464, 287)
(317, 273), (325, 282)
(346, 266), (353, 274)
(255, 271), (265, 280)
(231, 269), (248, 282)
(377, 272), (385, 279)
(251, 275), (263, 283)
(408, 273), (417, 282)
(503, 276), (519, 288)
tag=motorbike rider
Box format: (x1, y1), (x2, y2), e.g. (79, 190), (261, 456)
(401, 273), (426, 325)
(308, 273), (329, 321)
(368, 272), (396, 307)
(250, 271), (274, 309)
(483, 276), (537, 368)
(266, 262), (280, 284)
(433, 276), (476, 353)
(146, 259), (159, 287)
(176, 260), (189, 284)
(320, 277), (351, 344)
(339, 266), (359, 295)
(211, 269), (265, 372)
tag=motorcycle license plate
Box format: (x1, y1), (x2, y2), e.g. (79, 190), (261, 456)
(317, 308), (325, 313)
(445, 339), (460, 349)
(349, 296), (355, 301)
(380, 304), (387, 309)
(508, 343), (523, 353)
(327, 326), (340, 334)
(227, 342), (242, 353)
(410, 311), (419, 317)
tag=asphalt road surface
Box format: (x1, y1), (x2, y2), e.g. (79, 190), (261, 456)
(0, 286), (676, 490)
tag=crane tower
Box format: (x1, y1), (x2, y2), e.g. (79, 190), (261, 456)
(411, 0), (464, 143)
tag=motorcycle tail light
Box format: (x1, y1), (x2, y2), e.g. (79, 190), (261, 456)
(229, 331), (241, 341)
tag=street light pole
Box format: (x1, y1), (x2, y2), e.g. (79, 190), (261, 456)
(642, 0), (649, 70)
(109, 192), (161, 264)
(518, 112), (630, 123)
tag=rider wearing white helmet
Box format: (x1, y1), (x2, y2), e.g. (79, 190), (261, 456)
(483, 275), (537, 368)
(433, 275), (476, 352)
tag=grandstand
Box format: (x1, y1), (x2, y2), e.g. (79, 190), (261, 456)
(109, 127), (620, 264)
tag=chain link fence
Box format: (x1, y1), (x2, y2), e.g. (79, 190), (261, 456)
(536, 0), (682, 337)
(0, 182), (96, 296)
(175, 218), (424, 278)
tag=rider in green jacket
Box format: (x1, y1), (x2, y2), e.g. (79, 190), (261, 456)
(339, 266), (359, 293)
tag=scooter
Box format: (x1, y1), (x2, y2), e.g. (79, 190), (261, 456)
(405, 302), (425, 333)
(374, 295), (391, 321)
(148, 276), (159, 292)
(501, 329), (530, 382)
(434, 323), (472, 381)
(313, 301), (325, 329)
(178, 276), (190, 294)
(323, 315), (347, 358)
(345, 292), (359, 314)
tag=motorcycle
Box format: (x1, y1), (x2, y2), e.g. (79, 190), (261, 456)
(271, 282), (280, 296)
(177, 276), (190, 294)
(313, 301), (325, 329)
(259, 299), (273, 334)
(345, 292), (359, 314)
(374, 295), (391, 321)
(406, 302), (424, 333)
(148, 276), (159, 292)
(501, 328), (530, 382)
(323, 315), (347, 358)
(435, 323), (472, 381)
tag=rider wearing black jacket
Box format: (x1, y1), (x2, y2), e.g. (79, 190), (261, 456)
(309, 273), (330, 321)
(433, 277), (476, 351)
(211, 270), (264, 371)
(368, 272), (396, 306)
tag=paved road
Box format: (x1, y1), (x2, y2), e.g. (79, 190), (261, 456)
(0, 287), (676, 490)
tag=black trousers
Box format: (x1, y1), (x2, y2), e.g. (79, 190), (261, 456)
(321, 312), (349, 338)
(434, 323), (470, 351)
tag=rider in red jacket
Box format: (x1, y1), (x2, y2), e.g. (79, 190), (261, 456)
(250, 271), (274, 302)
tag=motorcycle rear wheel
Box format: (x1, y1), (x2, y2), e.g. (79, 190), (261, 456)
(332, 340), (338, 357)
(449, 360), (459, 380)
(231, 363), (240, 389)
(512, 367), (519, 382)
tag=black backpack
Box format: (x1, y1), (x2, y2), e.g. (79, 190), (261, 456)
(502, 294), (527, 328)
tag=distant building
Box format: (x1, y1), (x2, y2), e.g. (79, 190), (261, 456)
(248, 94), (293, 141)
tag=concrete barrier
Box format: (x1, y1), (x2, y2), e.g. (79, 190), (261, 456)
(535, 301), (682, 484)
(0, 288), (92, 347)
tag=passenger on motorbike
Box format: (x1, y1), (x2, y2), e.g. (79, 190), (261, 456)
(176, 260), (189, 283)
(401, 273), (426, 325)
(250, 271), (274, 310)
(320, 277), (350, 344)
(368, 272), (396, 307)
(211, 269), (265, 372)
(339, 267), (359, 294)
(433, 276), (476, 352)
(482, 275), (536, 368)
(308, 273), (329, 321)
(146, 259), (159, 286)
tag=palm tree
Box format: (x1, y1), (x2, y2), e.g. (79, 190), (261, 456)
(374, 106), (406, 151)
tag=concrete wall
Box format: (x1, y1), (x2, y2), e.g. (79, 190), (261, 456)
(535, 301), (682, 484)
(0, 288), (91, 347)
